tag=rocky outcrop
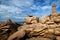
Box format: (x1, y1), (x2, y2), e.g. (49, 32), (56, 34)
(0, 19), (21, 40)
(7, 13), (60, 40)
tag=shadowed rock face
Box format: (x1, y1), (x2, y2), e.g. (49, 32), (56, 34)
(0, 19), (21, 40)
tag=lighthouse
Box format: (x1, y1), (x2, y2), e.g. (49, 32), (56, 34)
(52, 4), (56, 14)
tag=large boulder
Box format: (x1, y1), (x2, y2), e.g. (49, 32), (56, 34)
(55, 28), (60, 35)
(39, 16), (50, 24)
(25, 16), (39, 24)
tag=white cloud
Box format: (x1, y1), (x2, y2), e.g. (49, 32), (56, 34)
(11, 0), (33, 7)
(44, 0), (52, 4)
(13, 16), (25, 19)
(31, 5), (41, 10)
(0, 5), (23, 13)
(30, 4), (52, 17)
(31, 5), (51, 11)
(2, 15), (10, 18)
(41, 6), (51, 9)
(0, 5), (26, 20)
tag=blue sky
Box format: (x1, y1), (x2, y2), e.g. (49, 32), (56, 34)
(0, 0), (60, 22)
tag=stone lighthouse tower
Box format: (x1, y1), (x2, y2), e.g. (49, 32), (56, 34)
(52, 4), (56, 14)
